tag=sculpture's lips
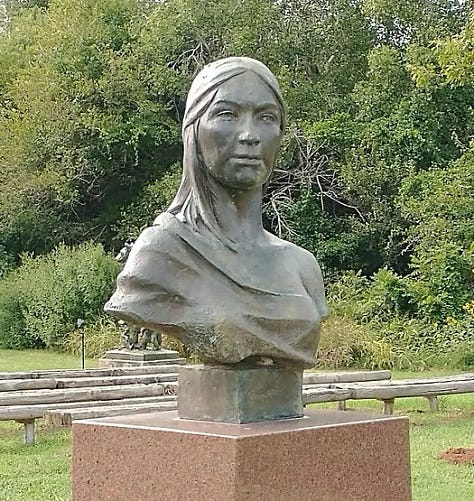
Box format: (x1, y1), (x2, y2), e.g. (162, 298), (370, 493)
(232, 154), (261, 160)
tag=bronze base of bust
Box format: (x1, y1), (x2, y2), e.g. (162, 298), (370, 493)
(177, 364), (303, 423)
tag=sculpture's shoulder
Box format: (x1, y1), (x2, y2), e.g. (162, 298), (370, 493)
(130, 213), (176, 252)
(121, 213), (182, 273)
(265, 231), (320, 273)
(132, 225), (164, 249)
(265, 231), (329, 319)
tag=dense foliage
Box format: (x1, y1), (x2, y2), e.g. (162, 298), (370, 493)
(0, 243), (119, 349)
(0, 0), (472, 366)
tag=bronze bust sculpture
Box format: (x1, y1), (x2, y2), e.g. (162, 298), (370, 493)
(105, 57), (328, 371)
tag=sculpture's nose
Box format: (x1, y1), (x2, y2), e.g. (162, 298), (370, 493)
(238, 117), (261, 145)
(238, 132), (260, 145)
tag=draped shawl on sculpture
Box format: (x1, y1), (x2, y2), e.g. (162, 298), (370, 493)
(105, 213), (323, 368)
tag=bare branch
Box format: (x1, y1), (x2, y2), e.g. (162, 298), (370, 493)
(264, 130), (366, 239)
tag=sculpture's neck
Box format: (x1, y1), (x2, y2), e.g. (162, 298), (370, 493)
(214, 187), (265, 246)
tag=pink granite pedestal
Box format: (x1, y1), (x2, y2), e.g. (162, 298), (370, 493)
(72, 409), (411, 501)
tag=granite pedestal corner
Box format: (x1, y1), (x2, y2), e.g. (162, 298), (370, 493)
(72, 409), (411, 501)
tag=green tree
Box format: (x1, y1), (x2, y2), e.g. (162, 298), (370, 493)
(0, 0), (180, 260)
(0, 0), (472, 281)
(399, 156), (474, 320)
(0, 0), (376, 268)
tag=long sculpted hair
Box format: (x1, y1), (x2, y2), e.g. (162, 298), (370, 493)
(162, 57), (286, 249)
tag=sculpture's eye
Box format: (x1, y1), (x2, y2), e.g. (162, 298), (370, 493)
(217, 110), (236, 120)
(261, 113), (277, 123)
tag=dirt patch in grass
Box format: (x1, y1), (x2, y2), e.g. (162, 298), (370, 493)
(439, 447), (474, 465)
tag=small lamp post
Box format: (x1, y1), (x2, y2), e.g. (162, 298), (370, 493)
(76, 318), (85, 369)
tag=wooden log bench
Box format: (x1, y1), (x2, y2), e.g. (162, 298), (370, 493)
(0, 365), (182, 445)
(303, 369), (391, 385)
(0, 368), (391, 444)
(303, 373), (474, 414)
(0, 383), (178, 444)
(37, 374), (474, 425)
(42, 370), (393, 428)
(0, 364), (183, 380)
(12, 369), (474, 441)
(0, 373), (179, 392)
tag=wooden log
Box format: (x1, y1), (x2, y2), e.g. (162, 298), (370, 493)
(303, 370), (391, 385)
(397, 373), (474, 383)
(45, 401), (178, 426)
(356, 374), (474, 386)
(0, 395), (177, 421)
(0, 364), (185, 380)
(382, 399), (395, 415)
(309, 374), (474, 390)
(55, 373), (178, 389)
(0, 379), (57, 392)
(0, 383), (177, 407)
(427, 395), (439, 412)
(351, 380), (474, 400)
(0, 373), (178, 392)
(302, 388), (353, 405)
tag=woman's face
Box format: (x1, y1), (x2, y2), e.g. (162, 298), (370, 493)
(197, 72), (282, 191)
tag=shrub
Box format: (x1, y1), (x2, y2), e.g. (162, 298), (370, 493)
(0, 271), (41, 349)
(327, 267), (474, 370)
(409, 242), (473, 322)
(316, 314), (396, 370)
(0, 242), (120, 350)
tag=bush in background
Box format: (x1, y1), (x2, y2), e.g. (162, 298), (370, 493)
(327, 267), (474, 370)
(0, 242), (119, 350)
(316, 315), (396, 370)
(0, 275), (39, 349)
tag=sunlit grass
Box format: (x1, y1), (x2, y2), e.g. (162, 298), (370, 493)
(0, 348), (98, 372)
(0, 422), (70, 501)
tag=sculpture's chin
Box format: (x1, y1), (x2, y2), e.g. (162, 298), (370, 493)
(210, 164), (270, 191)
(217, 176), (263, 191)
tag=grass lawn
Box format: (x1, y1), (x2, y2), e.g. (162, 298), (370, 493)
(0, 350), (473, 500)
(0, 349), (98, 372)
(0, 423), (70, 501)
